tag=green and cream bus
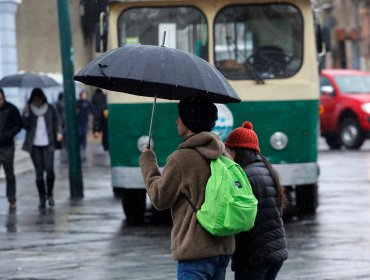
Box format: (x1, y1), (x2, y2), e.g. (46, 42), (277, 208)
(98, 0), (321, 222)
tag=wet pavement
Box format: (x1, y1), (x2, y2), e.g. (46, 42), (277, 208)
(1, 139), (370, 279)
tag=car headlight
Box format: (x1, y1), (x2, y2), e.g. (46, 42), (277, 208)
(270, 132), (288, 150)
(361, 103), (370, 114)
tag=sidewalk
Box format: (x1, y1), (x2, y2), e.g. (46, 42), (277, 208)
(0, 141), (135, 278)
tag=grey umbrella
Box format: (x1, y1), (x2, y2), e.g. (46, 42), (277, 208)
(74, 44), (241, 147)
(0, 72), (59, 88)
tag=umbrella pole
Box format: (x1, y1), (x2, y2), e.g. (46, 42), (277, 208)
(148, 95), (157, 149)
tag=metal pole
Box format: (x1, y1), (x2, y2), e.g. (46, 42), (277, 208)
(56, 0), (84, 199)
(148, 95), (157, 149)
(352, 0), (361, 69)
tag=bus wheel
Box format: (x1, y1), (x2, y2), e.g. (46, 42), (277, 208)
(121, 189), (146, 225)
(340, 118), (365, 149)
(324, 135), (342, 149)
(296, 184), (318, 215)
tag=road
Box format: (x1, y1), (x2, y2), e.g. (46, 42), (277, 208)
(1, 139), (370, 279)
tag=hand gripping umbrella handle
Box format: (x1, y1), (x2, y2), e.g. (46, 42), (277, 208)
(148, 95), (157, 149)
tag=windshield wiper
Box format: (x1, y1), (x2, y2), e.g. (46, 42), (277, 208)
(226, 35), (264, 84)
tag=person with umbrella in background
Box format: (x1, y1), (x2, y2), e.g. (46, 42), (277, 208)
(22, 88), (62, 209)
(0, 88), (22, 210)
(140, 96), (235, 280)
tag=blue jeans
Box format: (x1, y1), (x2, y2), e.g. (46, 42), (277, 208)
(177, 255), (230, 280)
(79, 121), (88, 150)
(234, 262), (283, 280)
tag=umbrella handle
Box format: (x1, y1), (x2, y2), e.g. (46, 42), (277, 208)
(148, 95), (157, 149)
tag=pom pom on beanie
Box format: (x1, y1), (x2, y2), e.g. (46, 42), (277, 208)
(225, 121), (260, 152)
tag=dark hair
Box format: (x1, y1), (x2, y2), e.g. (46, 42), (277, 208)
(28, 88), (47, 105)
(259, 153), (288, 208)
(234, 149), (288, 208)
(94, 88), (103, 95)
(0, 88), (4, 97)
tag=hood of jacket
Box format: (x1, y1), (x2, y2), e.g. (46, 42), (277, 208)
(178, 132), (224, 160)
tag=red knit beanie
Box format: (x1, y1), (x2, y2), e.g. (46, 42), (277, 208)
(225, 121), (260, 152)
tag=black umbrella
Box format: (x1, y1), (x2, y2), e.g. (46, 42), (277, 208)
(0, 72), (59, 88)
(74, 44), (240, 147)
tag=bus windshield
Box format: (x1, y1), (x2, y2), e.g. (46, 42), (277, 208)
(118, 7), (208, 60)
(214, 3), (303, 80)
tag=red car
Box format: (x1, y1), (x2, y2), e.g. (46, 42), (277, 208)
(320, 69), (370, 149)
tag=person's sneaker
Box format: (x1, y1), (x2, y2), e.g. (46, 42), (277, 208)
(9, 203), (16, 211)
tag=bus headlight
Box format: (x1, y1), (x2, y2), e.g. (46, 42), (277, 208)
(270, 132), (288, 150)
(361, 103), (370, 114)
(137, 136), (154, 152)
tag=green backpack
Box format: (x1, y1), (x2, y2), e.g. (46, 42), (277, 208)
(186, 156), (258, 236)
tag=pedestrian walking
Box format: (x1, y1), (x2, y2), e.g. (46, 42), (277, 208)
(76, 89), (95, 160)
(92, 88), (108, 151)
(140, 96), (234, 280)
(22, 88), (62, 209)
(54, 92), (66, 159)
(224, 121), (288, 280)
(0, 88), (22, 210)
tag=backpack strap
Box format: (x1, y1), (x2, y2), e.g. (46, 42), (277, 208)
(180, 147), (218, 214)
(183, 194), (198, 213)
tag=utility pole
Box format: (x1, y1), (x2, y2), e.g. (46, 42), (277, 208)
(352, 0), (361, 69)
(56, 0), (84, 199)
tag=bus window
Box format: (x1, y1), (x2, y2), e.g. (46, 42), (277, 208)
(214, 3), (303, 80)
(118, 7), (208, 60)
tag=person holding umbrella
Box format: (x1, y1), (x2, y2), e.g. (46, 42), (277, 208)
(140, 96), (235, 279)
(22, 88), (62, 209)
(0, 88), (22, 210)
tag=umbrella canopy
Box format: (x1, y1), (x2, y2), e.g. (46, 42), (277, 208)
(74, 44), (240, 104)
(0, 72), (59, 88)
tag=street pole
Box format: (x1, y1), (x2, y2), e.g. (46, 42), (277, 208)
(352, 0), (361, 70)
(56, 0), (84, 199)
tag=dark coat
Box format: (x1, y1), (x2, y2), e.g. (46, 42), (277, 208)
(232, 151), (288, 270)
(0, 101), (22, 148)
(22, 104), (61, 153)
(92, 92), (108, 150)
(77, 99), (94, 124)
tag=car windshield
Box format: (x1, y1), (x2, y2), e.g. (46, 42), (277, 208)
(214, 3), (303, 80)
(334, 75), (370, 94)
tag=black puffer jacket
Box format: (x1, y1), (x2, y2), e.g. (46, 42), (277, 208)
(0, 101), (22, 148)
(231, 150), (288, 270)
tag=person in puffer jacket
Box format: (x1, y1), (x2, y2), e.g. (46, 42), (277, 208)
(225, 121), (288, 280)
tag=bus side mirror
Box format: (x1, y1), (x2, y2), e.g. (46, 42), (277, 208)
(95, 12), (108, 53)
(316, 23), (331, 57)
(321, 85), (335, 96)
